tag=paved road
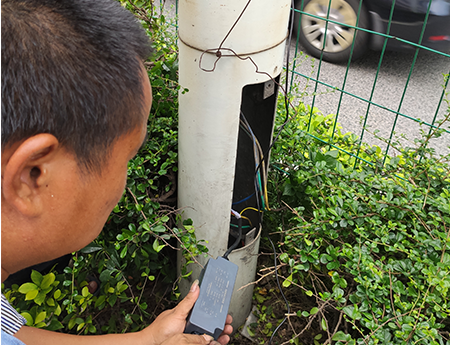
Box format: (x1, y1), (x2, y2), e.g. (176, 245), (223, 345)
(288, 43), (450, 156)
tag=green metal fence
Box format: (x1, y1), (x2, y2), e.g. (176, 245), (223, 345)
(290, 0), (450, 168)
(166, 0), (449, 165)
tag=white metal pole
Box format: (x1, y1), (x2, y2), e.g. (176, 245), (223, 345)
(177, 0), (291, 329)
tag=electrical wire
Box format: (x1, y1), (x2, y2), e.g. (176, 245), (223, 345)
(240, 215), (253, 227)
(239, 121), (263, 207)
(240, 207), (262, 215)
(230, 223), (251, 229)
(230, 209), (241, 219)
(257, 173), (267, 210)
(240, 113), (271, 211)
(240, 118), (268, 210)
(223, 216), (242, 260)
(232, 192), (255, 205)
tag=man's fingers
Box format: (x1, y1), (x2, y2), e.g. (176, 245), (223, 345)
(216, 323), (233, 345)
(173, 280), (200, 317)
(216, 334), (230, 345)
(225, 314), (233, 325)
(223, 324), (233, 335)
(201, 334), (216, 343)
(162, 333), (219, 345)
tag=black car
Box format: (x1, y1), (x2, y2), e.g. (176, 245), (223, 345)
(293, 0), (450, 62)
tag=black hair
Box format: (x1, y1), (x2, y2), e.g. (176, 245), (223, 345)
(1, 0), (153, 171)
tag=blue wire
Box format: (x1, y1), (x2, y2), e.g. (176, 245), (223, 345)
(232, 192), (256, 205)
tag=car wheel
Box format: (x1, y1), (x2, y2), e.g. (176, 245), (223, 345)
(294, 0), (369, 63)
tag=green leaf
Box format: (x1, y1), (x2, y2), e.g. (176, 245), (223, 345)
(46, 319), (64, 331)
(332, 331), (351, 341)
(54, 289), (61, 300)
(68, 318), (77, 330)
(20, 312), (33, 326)
(81, 243), (103, 254)
(152, 239), (165, 252)
(99, 269), (113, 282)
(118, 283), (128, 293)
(31, 270), (43, 286)
(46, 298), (55, 306)
(342, 305), (361, 320)
(108, 294), (117, 307)
(152, 224), (166, 233)
(120, 245), (128, 258)
(142, 222), (150, 231)
(34, 311), (46, 324)
(282, 274), (293, 288)
(41, 273), (55, 289)
(77, 322), (85, 332)
(18, 282), (38, 294)
(34, 291), (46, 305)
(279, 253), (289, 262)
(402, 324), (413, 332)
(321, 317), (327, 331)
(255, 294), (266, 304)
(25, 289), (39, 301)
(310, 307), (319, 315)
(82, 286), (89, 298)
(95, 295), (106, 308)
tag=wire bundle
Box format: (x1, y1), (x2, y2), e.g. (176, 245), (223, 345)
(239, 111), (271, 212)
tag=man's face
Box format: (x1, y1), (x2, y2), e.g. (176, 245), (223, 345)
(42, 70), (153, 259)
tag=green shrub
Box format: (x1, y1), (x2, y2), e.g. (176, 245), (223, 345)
(261, 84), (450, 344)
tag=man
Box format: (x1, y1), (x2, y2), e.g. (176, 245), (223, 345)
(1, 0), (232, 344)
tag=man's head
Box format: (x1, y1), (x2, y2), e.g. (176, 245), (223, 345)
(1, 0), (153, 278)
(2, 0), (153, 171)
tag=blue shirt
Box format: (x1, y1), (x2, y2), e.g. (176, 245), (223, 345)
(1, 330), (26, 345)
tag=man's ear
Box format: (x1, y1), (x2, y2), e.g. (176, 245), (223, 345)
(2, 134), (61, 217)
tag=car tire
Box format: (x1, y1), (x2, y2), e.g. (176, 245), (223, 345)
(294, 0), (369, 63)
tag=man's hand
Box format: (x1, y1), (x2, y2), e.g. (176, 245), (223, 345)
(160, 334), (221, 345)
(142, 280), (233, 345)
